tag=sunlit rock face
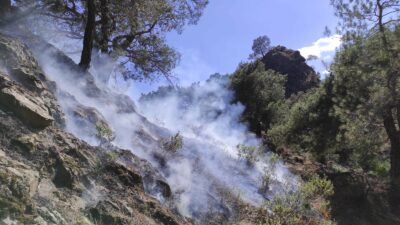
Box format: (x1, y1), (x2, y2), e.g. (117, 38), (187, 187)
(0, 74), (54, 128)
(0, 34), (64, 126)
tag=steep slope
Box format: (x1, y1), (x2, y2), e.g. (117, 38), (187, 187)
(10, 27), (300, 223)
(0, 23), (309, 224)
(0, 33), (184, 225)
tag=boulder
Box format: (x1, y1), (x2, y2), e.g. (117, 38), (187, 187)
(0, 34), (44, 92)
(0, 33), (64, 126)
(0, 74), (53, 128)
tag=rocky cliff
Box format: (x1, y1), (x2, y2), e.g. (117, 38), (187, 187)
(0, 33), (185, 225)
(262, 46), (319, 97)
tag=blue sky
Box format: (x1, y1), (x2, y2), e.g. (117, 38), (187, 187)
(132, 0), (340, 96)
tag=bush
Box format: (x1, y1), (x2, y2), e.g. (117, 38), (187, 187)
(259, 176), (336, 225)
(237, 144), (260, 165)
(302, 175), (334, 200)
(369, 159), (390, 177)
(160, 132), (183, 153)
(107, 151), (120, 162)
(259, 153), (280, 193)
(95, 122), (114, 145)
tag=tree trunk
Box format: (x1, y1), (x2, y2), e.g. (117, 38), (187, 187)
(0, 0), (11, 18)
(383, 109), (400, 213)
(99, 0), (110, 53)
(79, 0), (96, 70)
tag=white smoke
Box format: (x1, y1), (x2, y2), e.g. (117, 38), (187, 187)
(138, 75), (298, 215)
(11, 21), (299, 221)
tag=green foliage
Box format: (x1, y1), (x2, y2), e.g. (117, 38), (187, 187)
(259, 155), (280, 193)
(95, 122), (113, 145)
(160, 132), (183, 153)
(267, 63), (386, 171)
(107, 151), (119, 162)
(330, 1), (400, 203)
(0, 172), (35, 223)
(268, 80), (341, 163)
(19, 0), (208, 80)
(237, 144), (260, 165)
(328, 28), (400, 173)
(231, 61), (286, 134)
(261, 176), (336, 225)
(249, 35), (271, 60)
(302, 176), (334, 200)
(369, 158), (390, 177)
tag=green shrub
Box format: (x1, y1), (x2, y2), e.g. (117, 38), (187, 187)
(302, 175), (334, 200)
(237, 144), (260, 165)
(267, 82), (341, 163)
(160, 132), (183, 153)
(95, 122), (114, 145)
(369, 159), (390, 177)
(259, 176), (336, 225)
(259, 153), (280, 192)
(107, 151), (119, 162)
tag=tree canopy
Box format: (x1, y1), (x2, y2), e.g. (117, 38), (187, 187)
(9, 0), (208, 81)
(231, 61), (286, 134)
(249, 35), (271, 60)
(330, 0), (400, 212)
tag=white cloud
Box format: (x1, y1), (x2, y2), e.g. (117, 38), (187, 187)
(298, 35), (341, 59)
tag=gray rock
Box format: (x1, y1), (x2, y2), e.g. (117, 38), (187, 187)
(0, 33), (64, 126)
(0, 74), (53, 128)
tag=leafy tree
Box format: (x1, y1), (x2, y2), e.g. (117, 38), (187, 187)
(231, 61), (286, 134)
(268, 78), (342, 163)
(331, 0), (400, 211)
(249, 35), (271, 60)
(13, 0), (208, 80)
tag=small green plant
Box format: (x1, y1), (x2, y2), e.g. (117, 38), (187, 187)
(268, 152), (280, 165)
(237, 144), (261, 165)
(369, 158), (390, 177)
(107, 151), (119, 162)
(259, 153), (281, 193)
(95, 122), (114, 145)
(301, 175), (334, 200)
(259, 164), (276, 193)
(160, 132), (183, 153)
(259, 169), (273, 193)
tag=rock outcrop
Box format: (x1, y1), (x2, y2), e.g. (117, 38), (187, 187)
(0, 73), (54, 128)
(0, 33), (63, 126)
(0, 33), (185, 224)
(262, 46), (319, 97)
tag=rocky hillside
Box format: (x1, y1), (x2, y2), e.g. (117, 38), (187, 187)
(0, 33), (185, 225)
